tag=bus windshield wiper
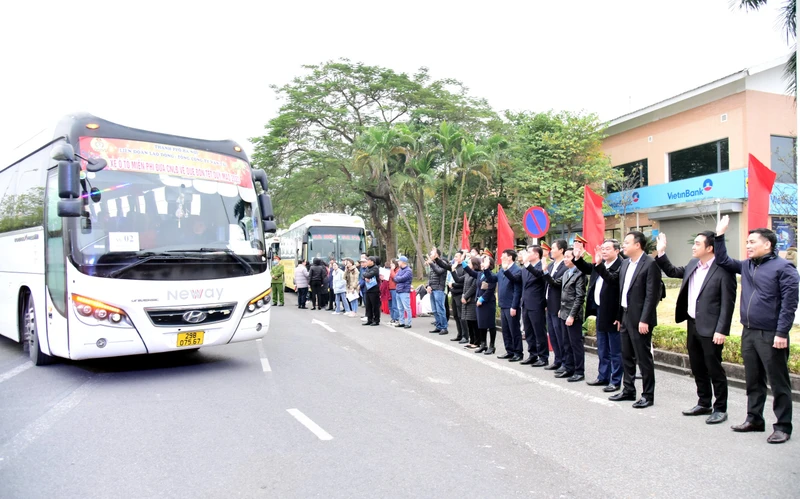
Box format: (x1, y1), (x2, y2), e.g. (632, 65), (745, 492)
(167, 248), (255, 275)
(106, 252), (204, 279)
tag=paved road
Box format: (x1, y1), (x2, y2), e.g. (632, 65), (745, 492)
(0, 295), (798, 498)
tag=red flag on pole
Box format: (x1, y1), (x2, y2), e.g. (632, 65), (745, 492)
(583, 185), (605, 256)
(747, 154), (776, 230)
(496, 204), (514, 258)
(460, 212), (471, 251)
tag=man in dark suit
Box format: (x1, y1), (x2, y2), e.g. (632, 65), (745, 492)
(595, 231), (661, 408)
(655, 230), (736, 424)
(544, 248), (587, 381)
(573, 239), (624, 392)
(542, 240), (569, 372)
(497, 249), (523, 361)
(519, 245), (549, 366)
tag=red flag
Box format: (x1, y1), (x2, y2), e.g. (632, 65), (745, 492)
(747, 154), (776, 230)
(496, 204), (514, 258)
(583, 185), (605, 256)
(460, 212), (471, 251)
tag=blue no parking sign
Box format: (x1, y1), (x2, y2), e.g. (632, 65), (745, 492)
(523, 206), (550, 239)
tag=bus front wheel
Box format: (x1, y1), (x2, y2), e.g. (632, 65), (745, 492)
(22, 293), (54, 366)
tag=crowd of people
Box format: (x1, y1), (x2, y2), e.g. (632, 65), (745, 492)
(271, 217), (798, 445)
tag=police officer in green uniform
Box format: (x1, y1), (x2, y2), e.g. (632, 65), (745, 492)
(271, 255), (285, 306)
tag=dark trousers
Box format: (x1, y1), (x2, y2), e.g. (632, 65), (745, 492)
(687, 319), (728, 412)
(523, 308), (549, 362)
(546, 311), (563, 367)
(565, 320), (585, 375)
(298, 287), (309, 308)
(365, 291), (381, 324)
(466, 319), (479, 345)
(500, 308), (523, 356)
(325, 287), (334, 309)
(451, 293), (464, 338)
(596, 329), (623, 385)
(742, 327), (793, 433)
(621, 310), (655, 401)
(310, 282), (324, 308)
(557, 317), (573, 372)
(478, 327), (497, 347)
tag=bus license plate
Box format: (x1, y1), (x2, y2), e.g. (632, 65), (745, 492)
(177, 331), (204, 347)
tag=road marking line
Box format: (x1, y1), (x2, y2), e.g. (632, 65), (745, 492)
(0, 362), (33, 384)
(255, 339), (271, 372)
(311, 319), (336, 333)
(0, 374), (107, 471)
(287, 408), (333, 441)
(391, 325), (616, 407)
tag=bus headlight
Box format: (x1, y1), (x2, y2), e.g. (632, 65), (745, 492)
(245, 288), (271, 316)
(72, 294), (133, 328)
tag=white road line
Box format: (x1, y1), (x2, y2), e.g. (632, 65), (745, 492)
(0, 374), (107, 471)
(311, 319), (336, 333)
(390, 324), (616, 408)
(255, 339), (272, 372)
(286, 408), (334, 441)
(0, 362), (33, 385)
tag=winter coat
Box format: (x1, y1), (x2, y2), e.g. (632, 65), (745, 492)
(363, 265), (380, 294)
(309, 263), (327, 286)
(460, 267), (478, 321)
(344, 267), (360, 292)
(332, 268), (346, 294)
(427, 258), (447, 291)
(393, 266), (413, 293)
(294, 265), (310, 288)
(464, 265), (497, 329)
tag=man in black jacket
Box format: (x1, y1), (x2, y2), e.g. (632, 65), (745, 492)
(519, 246), (549, 366)
(447, 251), (467, 343)
(715, 215), (798, 444)
(574, 239), (624, 392)
(656, 231), (736, 424)
(426, 247), (449, 335)
(543, 240), (569, 371)
(595, 231), (661, 409)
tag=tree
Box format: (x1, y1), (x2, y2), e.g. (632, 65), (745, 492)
(506, 111), (618, 237)
(251, 60), (496, 258)
(737, 0), (796, 97)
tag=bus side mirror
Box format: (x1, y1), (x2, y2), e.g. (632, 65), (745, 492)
(58, 199), (83, 217)
(263, 220), (277, 234)
(258, 192), (274, 221)
(57, 160), (81, 200)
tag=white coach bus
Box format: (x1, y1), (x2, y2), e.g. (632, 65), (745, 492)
(279, 213), (374, 290)
(0, 113), (277, 365)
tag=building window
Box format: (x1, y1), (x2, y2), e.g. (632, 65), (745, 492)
(771, 135), (796, 184)
(608, 159), (648, 193)
(668, 138), (729, 182)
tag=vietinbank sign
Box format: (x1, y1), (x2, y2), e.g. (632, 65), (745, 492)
(605, 170), (746, 215)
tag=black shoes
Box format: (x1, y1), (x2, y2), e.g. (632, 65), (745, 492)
(543, 364), (560, 371)
(429, 330), (441, 334)
(484, 347), (496, 355)
(475, 344), (487, 353)
(370, 323), (379, 326)
(586, 379), (609, 386)
(438, 330), (449, 335)
(554, 371), (574, 379)
(497, 353), (514, 360)
(362, 322), (373, 327)
(632, 398), (654, 409)
(508, 355), (523, 362)
(459, 338), (469, 344)
(682, 405), (713, 416)
(706, 412), (728, 425)
(567, 374), (585, 382)
(609, 391), (636, 402)
(731, 421), (766, 433)
(520, 357), (538, 365)
(767, 430), (791, 444)
(603, 384), (621, 393)
(450, 337), (462, 342)
(531, 360), (548, 367)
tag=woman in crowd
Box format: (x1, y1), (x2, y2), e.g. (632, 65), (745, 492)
(331, 261), (349, 314)
(463, 253), (498, 354)
(388, 259), (400, 325)
(344, 258), (360, 317)
(362, 256), (382, 326)
(294, 259), (310, 309)
(308, 258), (328, 310)
(460, 256), (480, 348)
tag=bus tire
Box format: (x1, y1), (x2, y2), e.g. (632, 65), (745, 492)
(22, 293), (54, 366)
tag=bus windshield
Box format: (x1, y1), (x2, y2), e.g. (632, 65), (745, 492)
(307, 226), (365, 263)
(71, 137), (265, 277)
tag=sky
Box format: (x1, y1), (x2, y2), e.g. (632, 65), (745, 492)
(0, 0), (794, 161)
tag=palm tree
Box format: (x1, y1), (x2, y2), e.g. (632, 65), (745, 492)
(431, 121), (465, 248)
(738, 0), (797, 97)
